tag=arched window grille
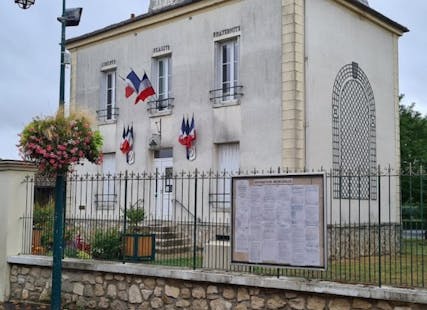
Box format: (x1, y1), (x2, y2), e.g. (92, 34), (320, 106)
(332, 62), (377, 200)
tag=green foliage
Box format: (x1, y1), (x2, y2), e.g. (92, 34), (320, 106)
(91, 228), (122, 260)
(33, 199), (54, 229)
(399, 95), (427, 211)
(64, 247), (78, 258)
(33, 200), (54, 250)
(399, 96), (427, 226)
(77, 250), (92, 259)
(400, 101), (427, 166)
(125, 207), (145, 232)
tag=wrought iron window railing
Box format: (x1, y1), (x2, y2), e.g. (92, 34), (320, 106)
(209, 85), (243, 105)
(147, 97), (174, 114)
(94, 193), (117, 209)
(96, 107), (119, 122)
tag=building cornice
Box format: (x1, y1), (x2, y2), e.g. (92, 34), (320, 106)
(66, 0), (232, 50)
(66, 0), (407, 51)
(337, 0), (409, 36)
(0, 160), (37, 172)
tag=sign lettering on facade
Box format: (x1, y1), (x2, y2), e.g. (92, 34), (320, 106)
(101, 60), (116, 70)
(149, 0), (186, 11)
(153, 45), (170, 54)
(213, 26), (241, 38)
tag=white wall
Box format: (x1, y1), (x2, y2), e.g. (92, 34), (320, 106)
(305, 0), (398, 170)
(0, 161), (36, 302)
(305, 0), (401, 222)
(71, 0), (283, 174)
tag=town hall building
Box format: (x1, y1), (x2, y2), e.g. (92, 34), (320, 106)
(66, 0), (407, 225)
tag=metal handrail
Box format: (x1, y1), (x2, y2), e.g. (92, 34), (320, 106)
(96, 107), (119, 122)
(209, 85), (243, 103)
(172, 198), (202, 223)
(147, 97), (174, 113)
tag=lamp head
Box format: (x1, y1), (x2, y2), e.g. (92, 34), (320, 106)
(15, 0), (35, 9)
(58, 8), (83, 27)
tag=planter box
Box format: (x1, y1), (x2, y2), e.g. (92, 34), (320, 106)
(31, 228), (45, 255)
(123, 233), (155, 261)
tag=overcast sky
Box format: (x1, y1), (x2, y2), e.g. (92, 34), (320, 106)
(0, 0), (425, 160)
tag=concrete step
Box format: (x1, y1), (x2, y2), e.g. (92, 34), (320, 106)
(156, 237), (190, 247)
(156, 244), (192, 254)
(153, 231), (179, 239)
(148, 225), (177, 233)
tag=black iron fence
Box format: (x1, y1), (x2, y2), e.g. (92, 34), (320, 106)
(21, 166), (427, 288)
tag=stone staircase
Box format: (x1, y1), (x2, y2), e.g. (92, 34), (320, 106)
(148, 224), (192, 255)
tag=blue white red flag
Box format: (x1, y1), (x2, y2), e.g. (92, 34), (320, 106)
(135, 73), (156, 104)
(188, 115), (196, 142)
(178, 115), (197, 160)
(178, 116), (188, 146)
(120, 126), (130, 154)
(125, 70), (141, 98)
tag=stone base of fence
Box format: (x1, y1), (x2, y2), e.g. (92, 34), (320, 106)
(7, 255), (427, 310)
(328, 223), (400, 259)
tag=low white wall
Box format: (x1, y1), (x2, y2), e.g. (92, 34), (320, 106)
(0, 161), (36, 302)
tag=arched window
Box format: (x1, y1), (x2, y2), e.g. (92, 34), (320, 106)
(332, 62), (376, 199)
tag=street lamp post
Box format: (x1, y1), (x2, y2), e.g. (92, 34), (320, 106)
(14, 1), (82, 309)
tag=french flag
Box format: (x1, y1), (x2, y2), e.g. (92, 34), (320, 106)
(178, 117), (188, 146)
(135, 73), (156, 104)
(125, 70), (141, 98)
(188, 115), (196, 142)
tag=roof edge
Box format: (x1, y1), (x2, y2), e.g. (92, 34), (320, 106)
(66, 0), (207, 47)
(66, 0), (408, 49)
(340, 0), (409, 35)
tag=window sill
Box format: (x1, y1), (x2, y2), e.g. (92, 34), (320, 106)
(212, 99), (240, 108)
(98, 119), (118, 125)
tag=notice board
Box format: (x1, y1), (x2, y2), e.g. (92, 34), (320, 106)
(231, 173), (326, 269)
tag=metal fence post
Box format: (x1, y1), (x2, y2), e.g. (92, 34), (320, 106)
(52, 174), (66, 310)
(122, 170), (129, 263)
(193, 168), (198, 270)
(378, 165), (382, 287)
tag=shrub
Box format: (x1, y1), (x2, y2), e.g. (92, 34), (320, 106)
(91, 228), (122, 260)
(125, 207), (145, 233)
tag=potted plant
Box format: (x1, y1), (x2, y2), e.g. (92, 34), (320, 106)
(126, 207), (147, 233)
(123, 206), (155, 261)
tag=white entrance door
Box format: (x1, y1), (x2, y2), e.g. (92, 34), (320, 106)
(154, 157), (173, 220)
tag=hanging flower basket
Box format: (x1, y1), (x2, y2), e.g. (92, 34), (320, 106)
(18, 109), (103, 174)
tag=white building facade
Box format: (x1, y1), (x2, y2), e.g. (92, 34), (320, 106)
(66, 0), (407, 223)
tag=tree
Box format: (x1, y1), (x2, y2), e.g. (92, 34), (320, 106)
(400, 97), (427, 167)
(399, 96), (427, 225)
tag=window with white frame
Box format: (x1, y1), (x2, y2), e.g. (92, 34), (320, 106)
(216, 39), (240, 102)
(95, 153), (117, 209)
(149, 56), (173, 112)
(99, 71), (117, 121)
(157, 56), (171, 101)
